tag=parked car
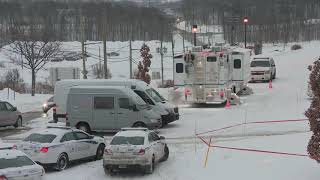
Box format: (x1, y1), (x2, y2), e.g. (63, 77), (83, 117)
(0, 149), (45, 180)
(0, 101), (22, 128)
(66, 86), (162, 133)
(16, 126), (105, 171)
(103, 128), (169, 174)
(42, 96), (55, 113)
(250, 56), (276, 82)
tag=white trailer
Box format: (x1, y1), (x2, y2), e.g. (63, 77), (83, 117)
(174, 45), (252, 104)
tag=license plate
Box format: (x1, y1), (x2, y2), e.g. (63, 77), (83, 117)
(118, 165), (127, 168)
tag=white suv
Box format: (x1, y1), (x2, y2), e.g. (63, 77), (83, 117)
(103, 128), (169, 174)
(250, 57), (276, 82)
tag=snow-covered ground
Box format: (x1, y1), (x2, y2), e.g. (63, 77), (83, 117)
(0, 88), (51, 113)
(1, 40), (319, 179)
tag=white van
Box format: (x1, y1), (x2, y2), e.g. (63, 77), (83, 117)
(66, 86), (162, 132)
(53, 79), (179, 126)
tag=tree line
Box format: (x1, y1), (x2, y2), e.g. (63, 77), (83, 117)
(0, 0), (174, 43)
(176, 0), (320, 44)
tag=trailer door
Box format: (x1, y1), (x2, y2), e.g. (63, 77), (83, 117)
(232, 54), (244, 81)
(174, 58), (186, 87)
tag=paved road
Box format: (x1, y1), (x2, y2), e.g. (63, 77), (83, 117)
(0, 111), (43, 138)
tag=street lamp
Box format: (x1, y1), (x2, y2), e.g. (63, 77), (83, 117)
(192, 25), (197, 46)
(243, 17), (249, 48)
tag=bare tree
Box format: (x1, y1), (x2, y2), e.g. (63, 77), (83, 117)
(9, 40), (61, 96)
(92, 64), (112, 79)
(4, 69), (24, 92)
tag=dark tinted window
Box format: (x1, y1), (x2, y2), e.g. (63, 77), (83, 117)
(0, 156), (35, 169)
(0, 103), (7, 111)
(74, 132), (89, 140)
(111, 136), (144, 145)
(134, 90), (155, 105)
(94, 97), (114, 109)
(61, 133), (76, 142)
(176, 63), (183, 73)
(251, 60), (270, 67)
(119, 98), (130, 109)
(207, 56), (217, 62)
(149, 132), (160, 141)
(24, 133), (57, 143)
(234, 59), (241, 69)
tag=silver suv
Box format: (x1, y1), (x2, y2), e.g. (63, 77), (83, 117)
(0, 101), (22, 128)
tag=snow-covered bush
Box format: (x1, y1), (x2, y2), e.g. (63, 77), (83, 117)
(291, 44), (302, 50)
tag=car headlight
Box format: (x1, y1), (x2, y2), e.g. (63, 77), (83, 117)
(43, 103), (48, 108)
(265, 70), (271, 74)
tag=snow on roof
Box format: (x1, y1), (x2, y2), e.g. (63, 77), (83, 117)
(0, 149), (28, 159)
(116, 129), (149, 137)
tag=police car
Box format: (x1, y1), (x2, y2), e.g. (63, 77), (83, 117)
(0, 149), (45, 180)
(16, 126), (105, 171)
(103, 128), (169, 174)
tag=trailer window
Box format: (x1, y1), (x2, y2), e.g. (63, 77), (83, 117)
(207, 56), (217, 62)
(176, 63), (183, 73)
(94, 97), (114, 109)
(234, 59), (241, 69)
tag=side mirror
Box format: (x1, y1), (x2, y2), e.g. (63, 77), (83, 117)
(12, 107), (17, 111)
(129, 105), (139, 111)
(159, 136), (165, 140)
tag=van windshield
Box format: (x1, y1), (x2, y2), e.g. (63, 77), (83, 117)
(251, 60), (270, 67)
(134, 90), (155, 105)
(146, 88), (166, 103)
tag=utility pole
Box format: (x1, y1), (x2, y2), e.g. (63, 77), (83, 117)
(171, 34), (175, 81)
(99, 46), (101, 78)
(103, 37), (108, 79)
(129, 40), (133, 79)
(81, 41), (87, 79)
(160, 40), (164, 86)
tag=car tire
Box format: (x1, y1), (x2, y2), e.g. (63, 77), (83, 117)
(145, 155), (155, 174)
(14, 116), (22, 128)
(133, 122), (147, 128)
(55, 153), (68, 171)
(95, 144), (105, 160)
(160, 145), (169, 162)
(77, 123), (91, 134)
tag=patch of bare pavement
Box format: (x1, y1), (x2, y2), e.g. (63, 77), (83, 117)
(0, 111), (43, 138)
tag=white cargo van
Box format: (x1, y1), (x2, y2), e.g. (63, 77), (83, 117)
(53, 79), (179, 126)
(66, 86), (162, 132)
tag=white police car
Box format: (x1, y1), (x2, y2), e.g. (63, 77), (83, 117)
(17, 126), (105, 171)
(103, 128), (169, 174)
(0, 149), (45, 180)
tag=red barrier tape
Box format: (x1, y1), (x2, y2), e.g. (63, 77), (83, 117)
(196, 135), (308, 157)
(196, 118), (309, 136)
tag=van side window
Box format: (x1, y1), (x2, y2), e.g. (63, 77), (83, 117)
(118, 98), (130, 109)
(234, 59), (241, 69)
(94, 97), (114, 109)
(176, 63), (183, 73)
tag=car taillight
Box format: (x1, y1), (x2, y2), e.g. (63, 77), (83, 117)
(0, 175), (8, 180)
(104, 149), (112, 155)
(138, 149), (145, 155)
(219, 90), (225, 98)
(40, 147), (49, 153)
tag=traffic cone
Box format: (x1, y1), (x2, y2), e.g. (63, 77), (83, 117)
(269, 80), (273, 89)
(225, 99), (231, 109)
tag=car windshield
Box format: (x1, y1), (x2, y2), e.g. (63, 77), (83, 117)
(251, 60), (270, 67)
(0, 156), (35, 169)
(110, 136), (144, 145)
(23, 133), (57, 143)
(134, 90), (155, 106)
(146, 88), (166, 103)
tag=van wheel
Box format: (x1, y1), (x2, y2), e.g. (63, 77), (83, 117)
(14, 116), (22, 128)
(77, 123), (91, 134)
(133, 122), (147, 128)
